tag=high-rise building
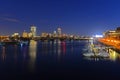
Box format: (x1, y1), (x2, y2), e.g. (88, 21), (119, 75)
(30, 25), (37, 37)
(22, 30), (28, 38)
(28, 32), (33, 38)
(53, 30), (57, 37)
(57, 27), (61, 35)
(57, 27), (62, 37)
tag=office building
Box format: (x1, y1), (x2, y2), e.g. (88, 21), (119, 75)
(57, 27), (62, 37)
(22, 30), (28, 38)
(30, 25), (37, 37)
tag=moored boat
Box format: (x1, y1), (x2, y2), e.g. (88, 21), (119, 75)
(83, 43), (110, 58)
(83, 52), (109, 58)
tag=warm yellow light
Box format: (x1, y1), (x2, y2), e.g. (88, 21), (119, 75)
(114, 41), (117, 42)
(29, 40), (37, 71)
(109, 49), (118, 61)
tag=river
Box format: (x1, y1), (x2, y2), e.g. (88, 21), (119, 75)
(0, 40), (120, 80)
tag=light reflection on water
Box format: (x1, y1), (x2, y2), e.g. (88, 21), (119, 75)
(14, 45), (18, 63)
(39, 40), (67, 62)
(2, 46), (6, 61)
(29, 40), (37, 71)
(0, 40), (120, 79)
(57, 40), (61, 60)
(109, 49), (120, 61)
(1, 40), (120, 63)
(61, 41), (66, 54)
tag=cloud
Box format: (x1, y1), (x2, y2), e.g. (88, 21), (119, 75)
(3, 17), (20, 22)
(0, 17), (20, 22)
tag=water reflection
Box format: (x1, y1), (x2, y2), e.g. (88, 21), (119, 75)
(1, 46), (6, 61)
(83, 57), (110, 61)
(29, 40), (37, 72)
(109, 49), (120, 61)
(53, 40), (57, 54)
(40, 40), (67, 61)
(23, 46), (28, 59)
(61, 41), (66, 54)
(14, 45), (18, 63)
(57, 40), (67, 61)
(57, 40), (61, 58)
(41, 41), (48, 54)
(49, 41), (53, 54)
(70, 41), (74, 53)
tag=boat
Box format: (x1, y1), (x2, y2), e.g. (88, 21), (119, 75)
(97, 49), (110, 58)
(83, 51), (109, 58)
(83, 52), (94, 57)
(83, 44), (110, 58)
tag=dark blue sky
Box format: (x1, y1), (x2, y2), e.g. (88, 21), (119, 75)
(0, 0), (120, 36)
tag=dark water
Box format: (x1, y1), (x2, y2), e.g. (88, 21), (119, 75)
(0, 40), (120, 80)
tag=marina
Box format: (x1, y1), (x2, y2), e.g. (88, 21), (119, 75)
(83, 39), (110, 58)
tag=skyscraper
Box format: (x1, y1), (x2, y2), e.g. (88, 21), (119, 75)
(30, 25), (36, 37)
(57, 27), (62, 37)
(53, 30), (57, 37)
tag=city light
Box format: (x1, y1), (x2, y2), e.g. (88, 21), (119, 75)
(95, 35), (103, 38)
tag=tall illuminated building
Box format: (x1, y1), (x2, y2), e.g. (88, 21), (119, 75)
(22, 30), (28, 38)
(57, 27), (62, 37)
(30, 25), (37, 37)
(53, 31), (57, 37)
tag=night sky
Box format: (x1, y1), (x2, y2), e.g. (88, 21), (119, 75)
(0, 0), (120, 36)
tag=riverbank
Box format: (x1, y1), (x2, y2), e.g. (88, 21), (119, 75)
(98, 38), (120, 51)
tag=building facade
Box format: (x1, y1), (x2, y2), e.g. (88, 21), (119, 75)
(22, 30), (28, 38)
(57, 27), (62, 37)
(30, 25), (37, 37)
(103, 27), (120, 40)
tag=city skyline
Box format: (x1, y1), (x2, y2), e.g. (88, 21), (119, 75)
(0, 0), (120, 35)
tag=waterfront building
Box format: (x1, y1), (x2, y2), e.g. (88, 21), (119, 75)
(48, 33), (52, 38)
(70, 35), (74, 38)
(57, 27), (62, 37)
(41, 32), (48, 38)
(0, 36), (9, 41)
(103, 29), (120, 40)
(53, 31), (57, 37)
(62, 34), (67, 38)
(99, 27), (120, 49)
(30, 25), (37, 37)
(12, 33), (20, 37)
(28, 32), (33, 38)
(103, 30), (116, 38)
(22, 30), (28, 38)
